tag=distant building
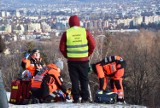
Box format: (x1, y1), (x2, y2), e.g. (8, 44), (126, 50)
(41, 22), (51, 32)
(6, 12), (11, 17)
(144, 15), (160, 24)
(0, 11), (6, 17)
(0, 25), (12, 34)
(132, 16), (143, 26)
(102, 20), (109, 29)
(16, 10), (21, 17)
(5, 25), (12, 33)
(28, 16), (39, 20)
(27, 23), (41, 33)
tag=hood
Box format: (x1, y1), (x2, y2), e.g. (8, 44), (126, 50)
(69, 15), (80, 27)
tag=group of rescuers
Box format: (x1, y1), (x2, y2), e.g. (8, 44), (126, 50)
(21, 15), (126, 104)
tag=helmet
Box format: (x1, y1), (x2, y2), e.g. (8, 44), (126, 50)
(55, 59), (64, 70)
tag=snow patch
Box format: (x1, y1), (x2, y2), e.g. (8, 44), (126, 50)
(7, 92), (147, 108)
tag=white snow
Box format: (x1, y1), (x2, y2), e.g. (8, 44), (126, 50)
(7, 92), (147, 108)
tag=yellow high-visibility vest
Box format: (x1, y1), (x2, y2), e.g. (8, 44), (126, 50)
(66, 27), (88, 58)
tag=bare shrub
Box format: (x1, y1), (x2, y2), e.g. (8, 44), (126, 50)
(1, 30), (160, 107)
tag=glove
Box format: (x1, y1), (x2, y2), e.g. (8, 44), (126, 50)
(24, 53), (30, 59)
(22, 70), (32, 79)
(96, 90), (103, 94)
(57, 90), (65, 100)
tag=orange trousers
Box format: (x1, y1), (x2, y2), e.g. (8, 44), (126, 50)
(96, 63), (124, 99)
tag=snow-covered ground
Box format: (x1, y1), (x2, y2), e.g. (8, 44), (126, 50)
(7, 92), (147, 108)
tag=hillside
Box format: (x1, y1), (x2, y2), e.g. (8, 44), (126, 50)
(1, 30), (160, 108)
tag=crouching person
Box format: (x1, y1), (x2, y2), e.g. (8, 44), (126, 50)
(92, 55), (126, 104)
(31, 59), (71, 103)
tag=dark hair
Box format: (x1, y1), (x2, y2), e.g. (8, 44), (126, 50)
(31, 48), (39, 55)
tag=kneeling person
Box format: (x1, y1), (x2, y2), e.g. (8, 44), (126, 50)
(31, 59), (70, 103)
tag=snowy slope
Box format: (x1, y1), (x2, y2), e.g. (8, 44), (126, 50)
(7, 92), (147, 108)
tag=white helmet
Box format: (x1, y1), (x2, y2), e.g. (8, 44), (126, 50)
(55, 58), (63, 70)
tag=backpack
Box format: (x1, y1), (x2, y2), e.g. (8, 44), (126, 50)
(10, 79), (31, 105)
(95, 90), (117, 104)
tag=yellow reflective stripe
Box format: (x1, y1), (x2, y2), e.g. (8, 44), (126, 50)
(12, 86), (18, 89)
(67, 53), (88, 58)
(67, 46), (88, 52)
(67, 44), (88, 48)
(106, 92), (115, 95)
(10, 99), (16, 102)
(67, 50), (88, 54)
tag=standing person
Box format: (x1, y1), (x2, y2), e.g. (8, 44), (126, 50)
(92, 55), (126, 103)
(21, 48), (45, 77)
(59, 15), (96, 103)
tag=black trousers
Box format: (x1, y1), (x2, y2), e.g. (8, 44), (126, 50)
(68, 61), (89, 101)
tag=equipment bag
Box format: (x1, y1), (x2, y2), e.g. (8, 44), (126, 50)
(95, 91), (117, 104)
(10, 79), (31, 105)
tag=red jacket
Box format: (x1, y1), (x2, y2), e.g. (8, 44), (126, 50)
(59, 15), (96, 61)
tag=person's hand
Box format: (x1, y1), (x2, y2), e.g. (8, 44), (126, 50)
(57, 90), (65, 99)
(66, 94), (71, 100)
(24, 53), (30, 59)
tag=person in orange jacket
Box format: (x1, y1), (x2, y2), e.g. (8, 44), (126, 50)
(21, 48), (45, 77)
(31, 59), (71, 103)
(91, 55), (126, 103)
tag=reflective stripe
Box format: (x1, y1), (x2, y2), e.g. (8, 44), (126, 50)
(105, 57), (108, 63)
(118, 96), (123, 99)
(67, 50), (88, 54)
(12, 86), (18, 89)
(49, 93), (56, 98)
(10, 99), (16, 102)
(60, 77), (63, 82)
(109, 56), (112, 62)
(120, 58), (124, 62)
(111, 64), (116, 72)
(34, 75), (43, 82)
(106, 92), (115, 95)
(67, 44), (88, 48)
(117, 92), (124, 98)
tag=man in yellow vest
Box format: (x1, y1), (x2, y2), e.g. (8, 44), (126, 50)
(59, 15), (96, 103)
